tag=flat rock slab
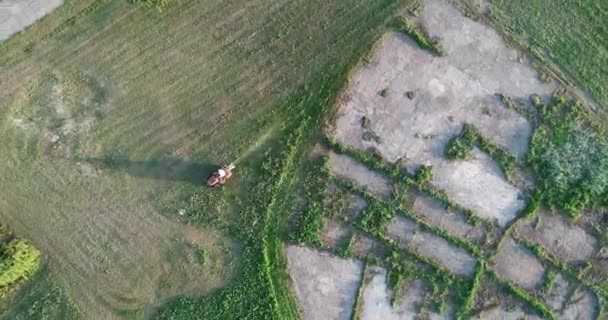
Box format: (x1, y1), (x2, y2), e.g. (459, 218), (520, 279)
(0, 0), (63, 41)
(472, 303), (543, 320)
(516, 211), (597, 263)
(286, 245), (363, 320)
(327, 151), (392, 199)
(360, 266), (451, 320)
(330, 0), (553, 226)
(492, 237), (545, 290)
(410, 191), (484, 241)
(433, 148), (524, 227)
(386, 216), (477, 277)
(560, 288), (598, 320)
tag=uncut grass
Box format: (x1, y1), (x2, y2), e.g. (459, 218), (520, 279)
(0, 0), (404, 318)
(489, 0), (608, 108)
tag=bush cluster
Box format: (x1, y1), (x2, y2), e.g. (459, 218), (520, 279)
(528, 94), (608, 216)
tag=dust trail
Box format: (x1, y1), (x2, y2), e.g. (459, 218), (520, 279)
(233, 126), (276, 165)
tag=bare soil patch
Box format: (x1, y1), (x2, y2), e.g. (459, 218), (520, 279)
(330, 0), (554, 227)
(515, 211), (597, 263)
(473, 275), (543, 319)
(408, 190), (484, 242)
(285, 245), (363, 320)
(327, 151), (392, 199)
(351, 232), (389, 260)
(359, 266), (452, 320)
(320, 219), (353, 249)
(344, 193), (368, 220)
(492, 237), (545, 290)
(386, 216), (477, 277)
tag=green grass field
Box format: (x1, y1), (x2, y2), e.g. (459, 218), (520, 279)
(3, 0), (607, 319)
(0, 0), (406, 318)
(489, 0), (608, 109)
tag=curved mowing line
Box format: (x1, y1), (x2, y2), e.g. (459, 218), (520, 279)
(260, 118), (309, 319)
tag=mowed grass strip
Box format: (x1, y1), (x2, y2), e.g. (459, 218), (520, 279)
(0, 0), (405, 318)
(489, 0), (608, 108)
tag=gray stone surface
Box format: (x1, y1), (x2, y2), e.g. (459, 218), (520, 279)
(410, 190), (485, 241)
(330, 0), (555, 227)
(561, 288), (598, 320)
(360, 266), (452, 320)
(286, 245), (363, 320)
(0, 0), (63, 41)
(492, 237), (545, 290)
(327, 151), (392, 199)
(386, 216), (477, 277)
(516, 211), (597, 263)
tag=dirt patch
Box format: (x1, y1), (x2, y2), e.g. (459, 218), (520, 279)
(0, 0), (64, 42)
(286, 245), (363, 320)
(386, 216), (477, 277)
(409, 190), (484, 241)
(344, 193), (368, 220)
(320, 219), (353, 249)
(330, 0), (555, 227)
(327, 151), (392, 199)
(492, 237), (545, 290)
(351, 232), (388, 260)
(515, 211), (597, 263)
(359, 266), (452, 319)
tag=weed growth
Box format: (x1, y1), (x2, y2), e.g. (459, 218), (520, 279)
(454, 261), (485, 320)
(378, 88), (389, 97)
(445, 137), (473, 160)
(0, 226), (41, 300)
(527, 93), (608, 217)
(414, 165), (433, 184)
(389, 17), (444, 57)
(446, 123), (518, 179)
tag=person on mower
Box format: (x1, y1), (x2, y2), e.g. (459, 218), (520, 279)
(217, 168), (227, 178)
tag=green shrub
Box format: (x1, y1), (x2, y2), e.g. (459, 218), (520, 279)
(414, 165), (433, 183)
(0, 240), (41, 298)
(529, 125), (608, 216)
(359, 201), (394, 234)
(521, 191), (541, 218)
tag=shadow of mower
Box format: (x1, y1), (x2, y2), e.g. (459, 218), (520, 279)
(84, 156), (217, 186)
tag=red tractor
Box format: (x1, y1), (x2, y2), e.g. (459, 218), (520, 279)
(207, 163), (235, 187)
